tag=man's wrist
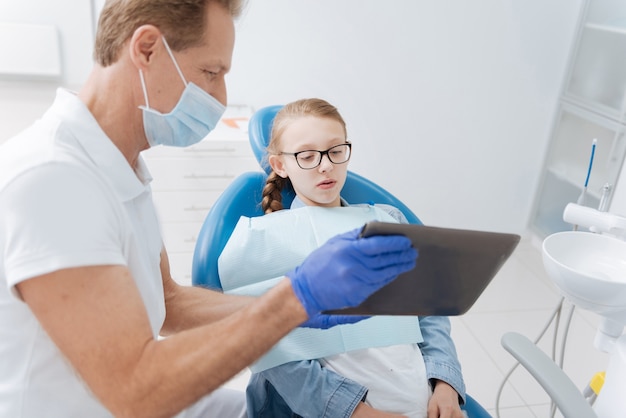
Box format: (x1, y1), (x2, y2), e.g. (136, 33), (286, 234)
(276, 278), (309, 323)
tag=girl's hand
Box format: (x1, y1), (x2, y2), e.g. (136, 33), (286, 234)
(427, 380), (465, 418)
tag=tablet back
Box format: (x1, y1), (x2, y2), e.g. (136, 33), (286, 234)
(326, 222), (521, 316)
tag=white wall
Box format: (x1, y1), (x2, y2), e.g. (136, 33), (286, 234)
(0, 0), (584, 234)
(227, 0), (585, 233)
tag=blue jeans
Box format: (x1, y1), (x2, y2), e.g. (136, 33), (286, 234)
(246, 359), (366, 418)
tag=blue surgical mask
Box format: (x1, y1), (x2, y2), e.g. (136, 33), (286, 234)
(139, 37), (226, 148)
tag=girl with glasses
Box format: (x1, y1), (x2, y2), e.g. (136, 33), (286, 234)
(220, 98), (466, 417)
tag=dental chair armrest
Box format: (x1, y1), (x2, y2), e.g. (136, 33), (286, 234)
(501, 332), (597, 418)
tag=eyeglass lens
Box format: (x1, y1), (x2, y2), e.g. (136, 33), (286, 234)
(296, 144), (351, 169)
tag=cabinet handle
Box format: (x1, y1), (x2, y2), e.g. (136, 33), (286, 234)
(183, 173), (234, 179)
(184, 236), (197, 243)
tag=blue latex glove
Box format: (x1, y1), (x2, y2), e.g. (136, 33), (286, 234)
(288, 227), (417, 319)
(301, 313), (370, 329)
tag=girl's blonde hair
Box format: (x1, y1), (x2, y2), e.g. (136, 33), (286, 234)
(262, 98), (347, 213)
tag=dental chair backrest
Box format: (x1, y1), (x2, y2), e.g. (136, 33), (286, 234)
(190, 104), (492, 418)
(192, 104), (421, 291)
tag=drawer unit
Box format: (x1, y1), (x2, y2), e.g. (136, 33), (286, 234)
(151, 190), (223, 223)
(167, 252), (194, 287)
(148, 156), (257, 191)
(142, 108), (261, 285)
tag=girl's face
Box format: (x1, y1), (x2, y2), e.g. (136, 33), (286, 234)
(269, 115), (349, 208)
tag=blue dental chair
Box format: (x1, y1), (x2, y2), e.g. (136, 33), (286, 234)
(192, 105), (492, 418)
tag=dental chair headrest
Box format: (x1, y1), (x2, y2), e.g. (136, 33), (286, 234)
(248, 105), (283, 174)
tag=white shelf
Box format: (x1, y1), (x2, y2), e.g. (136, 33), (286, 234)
(585, 22), (626, 35)
(546, 166), (602, 200)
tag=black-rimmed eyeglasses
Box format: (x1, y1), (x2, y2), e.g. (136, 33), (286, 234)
(280, 143), (352, 170)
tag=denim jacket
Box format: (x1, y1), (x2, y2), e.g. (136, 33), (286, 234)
(245, 197), (466, 417)
(246, 315), (465, 418)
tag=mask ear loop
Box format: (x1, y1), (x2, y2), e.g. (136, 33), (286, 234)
(161, 36), (188, 87)
(138, 69), (150, 109)
(137, 36), (186, 111)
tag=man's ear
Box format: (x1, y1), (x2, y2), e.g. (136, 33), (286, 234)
(268, 154), (288, 178)
(128, 25), (162, 70)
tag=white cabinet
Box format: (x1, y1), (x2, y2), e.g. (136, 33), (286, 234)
(566, 22), (626, 118)
(531, 0), (626, 237)
(142, 107), (260, 285)
(0, 1), (95, 86)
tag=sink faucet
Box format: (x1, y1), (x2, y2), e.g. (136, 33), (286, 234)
(598, 183), (613, 213)
(563, 203), (626, 239)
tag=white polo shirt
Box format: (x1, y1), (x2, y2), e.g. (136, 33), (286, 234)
(0, 89), (164, 417)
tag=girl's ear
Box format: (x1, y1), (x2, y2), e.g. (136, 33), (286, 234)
(268, 154), (288, 178)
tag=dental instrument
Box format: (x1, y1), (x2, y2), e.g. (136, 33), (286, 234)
(580, 138), (597, 203)
(598, 183), (612, 213)
(573, 138), (597, 231)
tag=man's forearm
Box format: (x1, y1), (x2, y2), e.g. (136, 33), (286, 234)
(118, 279), (308, 417)
(159, 246), (255, 336)
(161, 280), (254, 336)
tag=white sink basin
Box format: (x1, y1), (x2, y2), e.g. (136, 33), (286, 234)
(543, 231), (626, 323)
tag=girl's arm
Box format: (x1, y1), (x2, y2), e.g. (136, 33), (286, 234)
(418, 315), (466, 403)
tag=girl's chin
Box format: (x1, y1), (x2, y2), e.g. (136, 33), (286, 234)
(314, 196), (341, 207)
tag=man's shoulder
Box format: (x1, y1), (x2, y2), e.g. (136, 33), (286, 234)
(0, 116), (95, 191)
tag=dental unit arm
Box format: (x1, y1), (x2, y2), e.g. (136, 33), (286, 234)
(501, 332), (598, 418)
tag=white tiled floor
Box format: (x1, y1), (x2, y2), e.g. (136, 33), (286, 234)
(451, 231), (610, 417)
(223, 230), (611, 417)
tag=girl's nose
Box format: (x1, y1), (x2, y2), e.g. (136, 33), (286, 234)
(318, 154), (334, 172)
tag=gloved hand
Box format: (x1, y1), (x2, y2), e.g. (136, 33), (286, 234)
(300, 313), (370, 329)
(288, 227), (417, 318)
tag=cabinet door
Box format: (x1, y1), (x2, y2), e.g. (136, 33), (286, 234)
(167, 252), (194, 287)
(563, 0), (626, 120)
(152, 190), (222, 222)
(565, 23), (626, 119)
(0, 0), (94, 85)
(148, 157), (258, 191)
(533, 103), (626, 236)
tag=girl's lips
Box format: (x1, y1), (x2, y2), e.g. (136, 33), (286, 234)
(317, 179), (336, 189)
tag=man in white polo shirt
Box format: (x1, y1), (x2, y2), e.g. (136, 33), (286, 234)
(0, 1), (417, 417)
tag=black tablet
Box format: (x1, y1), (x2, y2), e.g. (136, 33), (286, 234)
(325, 222), (520, 316)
